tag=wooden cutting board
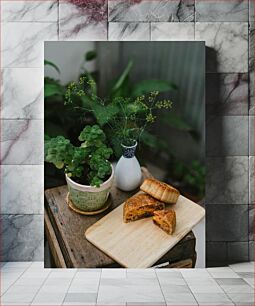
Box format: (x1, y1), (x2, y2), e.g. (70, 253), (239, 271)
(85, 192), (205, 268)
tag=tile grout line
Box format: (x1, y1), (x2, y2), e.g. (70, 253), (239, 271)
(179, 270), (200, 305)
(1, 262), (33, 296)
(153, 269), (167, 306)
(29, 268), (52, 305)
(61, 268), (78, 305)
(95, 268), (102, 305)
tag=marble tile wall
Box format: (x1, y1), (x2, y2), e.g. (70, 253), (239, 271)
(0, 0), (254, 265)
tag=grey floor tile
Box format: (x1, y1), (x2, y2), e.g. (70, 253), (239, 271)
(64, 293), (97, 303)
(206, 205), (249, 241)
(206, 116), (248, 156)
(230, 262), (254, 272)
(215, 278), (247, 286)
(196, 0), (248, 21)
(220, 284), (253, 293)
(227, 292), (254, 305)
(192, 292), (234, 305)
(207, 267), (240, 279)
(163, 293), (198, 305)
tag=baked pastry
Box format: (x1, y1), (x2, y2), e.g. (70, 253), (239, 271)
(123, 193), (165, 223)
(153, 209), (176, 235)
(140, 178), (180, 204)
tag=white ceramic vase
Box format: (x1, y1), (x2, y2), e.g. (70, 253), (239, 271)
(115, 142), (142, 191)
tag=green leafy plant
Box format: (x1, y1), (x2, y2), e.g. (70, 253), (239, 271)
(65, 76), (173, 154)
(166, 158), (205, 199)
(45, 125), (113, 187)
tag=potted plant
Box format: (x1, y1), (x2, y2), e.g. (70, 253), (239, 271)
(45, 125), (114, 211)
(65, 77), (174, 190)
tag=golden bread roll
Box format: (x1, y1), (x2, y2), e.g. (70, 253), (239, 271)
(140, 178), (180, 204)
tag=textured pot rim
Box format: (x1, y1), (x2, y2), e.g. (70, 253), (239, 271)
(65, 164), (114, 193)
(121, 141), (137, 149)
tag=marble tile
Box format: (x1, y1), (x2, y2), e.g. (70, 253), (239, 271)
(109, 22), (150, 41)
(249, 115), (254, 155)
(195, 22), (248, 73)
(68, 278), (99, 293)
(2, 0), (58, 22)
(227, 242), (249, 263)
(206, 157), (249, 204)
(196, 0), (248, 22)
(206, 242), (227, 266)
(227, 292), (254, 305)
(206, 73), (249, 116)
(97, 278), (164, 304)
(64, 293), (97, 304)
(1, 285), (40, 304)
(1, 120), (43, 165)
(206, 205), (249, 241)
(1, 68), (43, 119)
(160, 284), (191, 294)
(192, 293), (234, 305)
(151, 22), (194, 40)
(230, 262), (254, 272)
(108, 0), (195, 22)
(206, 116), (248, 156)
(249, 204), (254, 240)
(2, 22), (58, 68)
(1, 165), (43, 214)
(31, 291), (66, 305)
(249, 26), (254, 114)
(180, 268), (211, 279)
(243, 276), (255, 288)
(207, 267), (240, 278)
(101, 269), (126, 278)
(163, 293), (198, 305)
(0, 215), (43, 261)
(59, 1), (107, 40)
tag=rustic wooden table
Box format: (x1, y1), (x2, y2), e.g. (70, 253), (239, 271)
(44, 168), (197, 268)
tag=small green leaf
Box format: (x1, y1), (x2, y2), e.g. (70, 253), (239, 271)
(44, 83), (65, 98)
(85, 50), (97, 61)
(44, 60), (60, 74)
(111, 60), (133, 93)
(132, 80), (177, 97)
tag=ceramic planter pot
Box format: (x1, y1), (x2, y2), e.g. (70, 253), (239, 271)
(65, 165), (114, 211)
